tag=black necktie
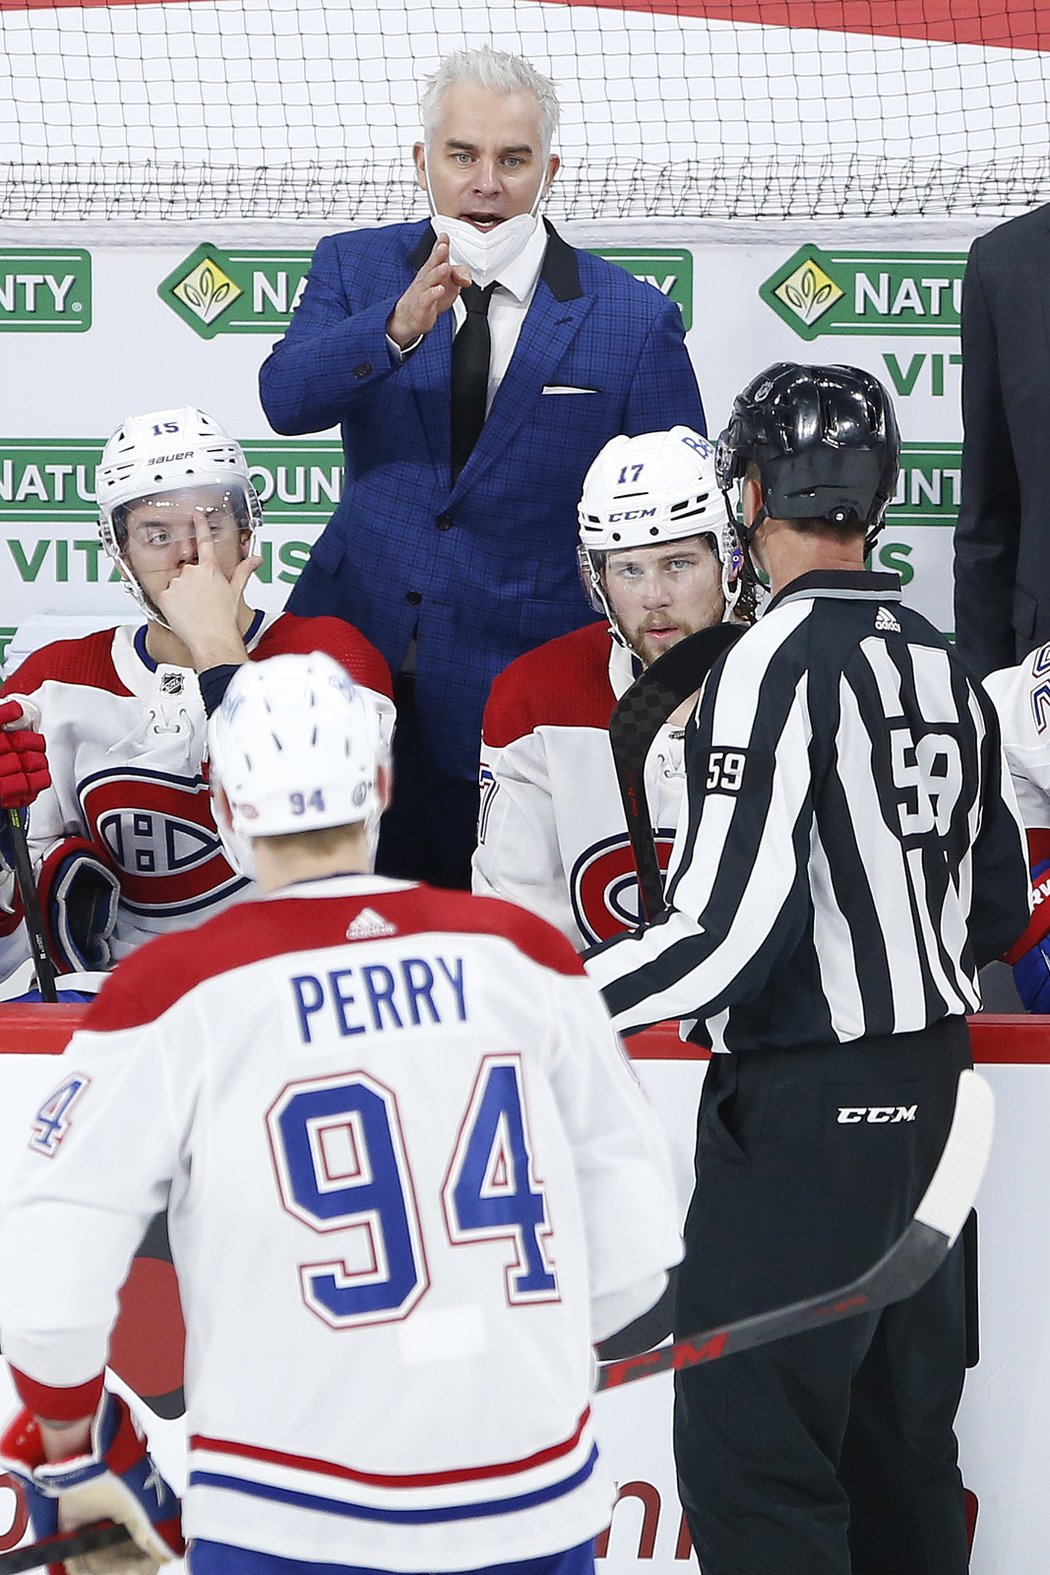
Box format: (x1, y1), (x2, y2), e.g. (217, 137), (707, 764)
(451, 282), (497, 482)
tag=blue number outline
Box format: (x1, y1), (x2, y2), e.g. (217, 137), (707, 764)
(29, 1074), (91, 1158)
(441, 1054), (559, 1307)
(266, 1071), (430, 1331)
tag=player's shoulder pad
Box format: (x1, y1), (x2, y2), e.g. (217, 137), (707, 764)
(483, 620), (614, 748)
(80, 889), (587, 1035)
(2, 629), (128, 699)
(255, 613), (393, 700)
(78, 903), (285, 1032)
(388, 886), (587, 979)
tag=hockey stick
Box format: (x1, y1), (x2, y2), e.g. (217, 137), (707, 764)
(0, 1518), (129, 1574)
(608, 624), (743, 923)
(4, 808), (57, 1002)
(0, 1074), (992, 1575)
(598, 1067), (993, 1391)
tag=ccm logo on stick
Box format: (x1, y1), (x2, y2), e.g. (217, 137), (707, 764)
(837, 1105), (917, 1124)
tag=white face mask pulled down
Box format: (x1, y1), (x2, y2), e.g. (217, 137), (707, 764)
(424, 156), (548, 289)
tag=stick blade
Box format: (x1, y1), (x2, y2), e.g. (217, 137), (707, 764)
(913, 1068), (994, 1248)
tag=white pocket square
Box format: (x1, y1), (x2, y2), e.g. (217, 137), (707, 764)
(541, 385), (599, 394)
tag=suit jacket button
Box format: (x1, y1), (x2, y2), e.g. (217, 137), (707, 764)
(406, 591), (422, 605)
(436, 513), (453, 531)
(352, 362), (372, 379)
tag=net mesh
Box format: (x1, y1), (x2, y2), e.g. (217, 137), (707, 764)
(1, 0), (1048, 223)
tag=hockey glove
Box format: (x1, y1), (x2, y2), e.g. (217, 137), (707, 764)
(0, 1392), (184, 1575)
(46, 844), (121, 974)
(0, 697), (50, 811)
(1004, 858), (1050, 1013)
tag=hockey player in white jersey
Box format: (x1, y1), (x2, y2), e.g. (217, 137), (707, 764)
(0, 650), (683, 1575)
(983, 647), (1050, 1009)
(472, 428), (754, 947)
(0, 407), (393, 986)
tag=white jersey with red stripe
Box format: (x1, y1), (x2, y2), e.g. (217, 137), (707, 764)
(473, 621), (687, 950)
(0, 610), (393, 979)
(984, 643), (1050, 837)
(0, 877), (682, 1570)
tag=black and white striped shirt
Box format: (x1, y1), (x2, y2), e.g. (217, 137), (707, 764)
(585, 571), (1030, 1052)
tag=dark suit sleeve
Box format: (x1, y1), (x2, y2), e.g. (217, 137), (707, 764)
(955, 237), (1021, 677)
(623, 297), (706, 438)
(259, 234), (404, 435)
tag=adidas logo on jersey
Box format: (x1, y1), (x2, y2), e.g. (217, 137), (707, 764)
(346, 907), (397, 941)
(875, 607), (901, 634)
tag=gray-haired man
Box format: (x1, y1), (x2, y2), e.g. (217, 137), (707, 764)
(260, 46), (705, 891)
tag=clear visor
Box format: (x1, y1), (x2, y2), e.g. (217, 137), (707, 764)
(119, 486), (249, 552)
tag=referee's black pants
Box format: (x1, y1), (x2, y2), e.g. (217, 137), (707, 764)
(673, 1019), (973, 1575)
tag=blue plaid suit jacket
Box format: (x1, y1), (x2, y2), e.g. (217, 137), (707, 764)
(260, 218), (705, 779)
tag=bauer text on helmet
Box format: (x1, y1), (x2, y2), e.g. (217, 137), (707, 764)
(96, 407), (262, 628)
(577, 427), (744, 654)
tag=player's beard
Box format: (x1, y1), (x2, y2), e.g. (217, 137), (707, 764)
(628, 617), (701, 669)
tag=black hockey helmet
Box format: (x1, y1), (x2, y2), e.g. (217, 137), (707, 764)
(715, 362), (901, 546)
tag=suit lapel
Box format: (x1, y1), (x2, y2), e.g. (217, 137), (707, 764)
(449, 224), (594, 501)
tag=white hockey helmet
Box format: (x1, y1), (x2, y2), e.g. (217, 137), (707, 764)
(577, 428), (743, 641)
(208, 652), (387, 880)
(96, 406), (262, 626)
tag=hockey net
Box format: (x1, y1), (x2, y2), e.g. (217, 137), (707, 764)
(1, 0), (1048, 224)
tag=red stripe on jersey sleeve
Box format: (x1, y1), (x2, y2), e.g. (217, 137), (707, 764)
(257, 614), (394, 702)
(80, 883), (586, 1031)
(483, 621), (614, 749)
(10, 1365), (104, 1423)
(1, 629), (131, 699)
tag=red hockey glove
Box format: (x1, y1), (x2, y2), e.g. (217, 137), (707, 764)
(0, 1392), (184, 1573)
(1001, 831), (1050, 1013)
(1004, 858), (1050, 1012)
(0, 697), (50, 810)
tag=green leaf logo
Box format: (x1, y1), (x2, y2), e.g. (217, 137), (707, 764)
(172, 256), (243, 326)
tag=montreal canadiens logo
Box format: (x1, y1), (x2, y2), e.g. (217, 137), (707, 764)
(78, 766), (244, 916)
(570, 831), (676, 945)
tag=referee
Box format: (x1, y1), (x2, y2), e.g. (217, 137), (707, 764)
(585, 363), (1030, 1575)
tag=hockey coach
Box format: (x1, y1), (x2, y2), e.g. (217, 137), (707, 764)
(585, 363), (1030, 1575)
(259, 46), (704, 891)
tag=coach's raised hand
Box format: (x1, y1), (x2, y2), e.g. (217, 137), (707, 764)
(386, 234), (471, 349)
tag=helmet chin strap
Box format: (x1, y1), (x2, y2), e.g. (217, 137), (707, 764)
(725, 491), (767, 584)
